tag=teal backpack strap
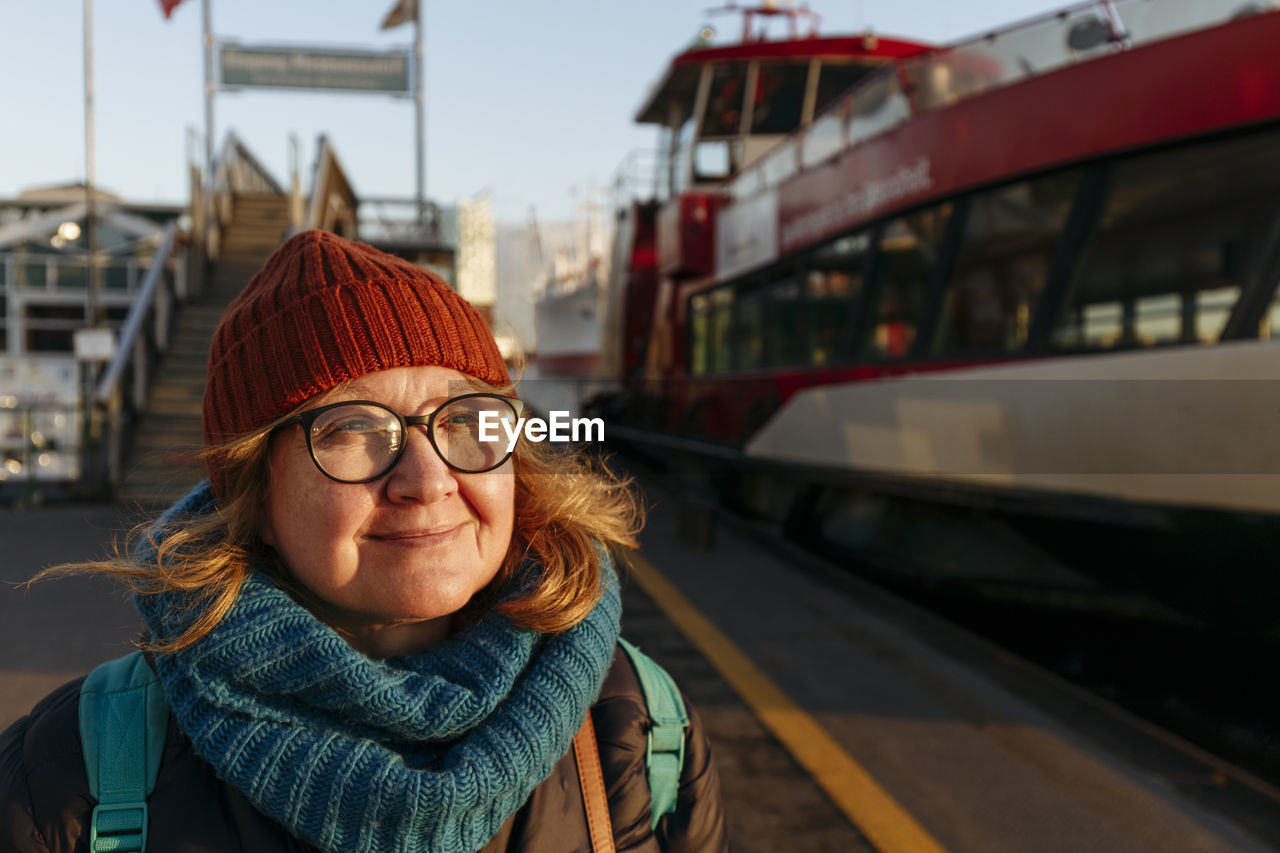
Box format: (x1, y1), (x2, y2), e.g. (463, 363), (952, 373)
(78, 651), (169, 853)
(617, 638), (689, 830)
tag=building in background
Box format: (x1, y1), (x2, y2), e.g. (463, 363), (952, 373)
(0, 185), (183, 492)
(455, 193), (496, 319)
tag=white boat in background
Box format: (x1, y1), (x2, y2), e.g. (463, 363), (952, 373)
(530, 192), (610, 379)
(534, 269), (602, 377)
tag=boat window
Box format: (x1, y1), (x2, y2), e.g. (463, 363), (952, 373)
(847, 69), (911, 146)
(934, 170), (1080, 355)
(764, 271), (806, 367)
(814, 62), (871, 116)
(24, 304), (85, 353)
(694, 141), (734, 183)
(734, 281), (766, 370)
(1081, 302), (1123, 348)
(14, 256), (47, 289)
(806, 232), (872, 365)
(689, 292), (709, 376)
(693, 268), (807, 376)
(1258, 284), (1280, 340)
(688, 285), (736, 376)
(700, 62), (748, 138)
(864, 204), (953, 360)
(1196, 286), (1238, 342)
(1050, 128), (1280, 351)
(708, 287), (734, 373)
(1260, 304), (1280, 339)
(751, 62), (809, 134)
(1135, 294), (1180, 346)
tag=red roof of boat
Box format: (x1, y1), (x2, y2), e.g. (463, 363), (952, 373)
(636, 34), (932, 123)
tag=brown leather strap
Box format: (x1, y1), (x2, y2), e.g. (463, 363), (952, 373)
(573, 714), (616, 853)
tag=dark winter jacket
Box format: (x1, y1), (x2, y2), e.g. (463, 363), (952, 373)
(0, 646), (727, 852)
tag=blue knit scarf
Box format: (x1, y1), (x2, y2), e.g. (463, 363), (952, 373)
(134, 483), (622, 853)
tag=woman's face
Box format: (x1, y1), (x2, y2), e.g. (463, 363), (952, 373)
(260, 365), (515, 655)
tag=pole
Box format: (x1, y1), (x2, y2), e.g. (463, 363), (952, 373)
(203, 0), (215, 177)
(414, 0), (426, 227)
(83, 0), (100, 327)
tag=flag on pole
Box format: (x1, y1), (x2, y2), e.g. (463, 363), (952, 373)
(380, 0), (418, 30)
(157, 0), (186, 19)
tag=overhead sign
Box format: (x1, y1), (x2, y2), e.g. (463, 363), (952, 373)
(219, 44), (412, 94)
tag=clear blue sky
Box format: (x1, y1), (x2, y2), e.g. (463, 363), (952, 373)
(2, 1), (1069, 222)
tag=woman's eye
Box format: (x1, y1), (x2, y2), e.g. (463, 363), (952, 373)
(312, 417), (387, 446)
(335, 419), (376, 432)
(317, 419), (373, 435)
(438, 412), (480, 431)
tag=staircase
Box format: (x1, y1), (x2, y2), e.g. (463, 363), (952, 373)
(117, 193), (291, 508)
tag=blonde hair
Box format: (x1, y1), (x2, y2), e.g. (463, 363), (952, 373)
(38, 384), (643, 652)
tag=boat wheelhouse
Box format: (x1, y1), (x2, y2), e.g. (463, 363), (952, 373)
(604, 5), (930, 381)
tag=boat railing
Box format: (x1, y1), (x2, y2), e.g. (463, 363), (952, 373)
(1, 249), (172, 298)
(728, 0), (1275, 202)
(357, 196), (443, 245)
(611, 148), (669, 208)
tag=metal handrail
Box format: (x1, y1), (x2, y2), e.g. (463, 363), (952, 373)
(93, 220), (178, 407)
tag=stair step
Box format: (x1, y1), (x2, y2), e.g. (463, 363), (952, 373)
(167, 327), (220, 343)
(166, 327), (219, 343)
(161, 349), (212, 365)
(142, 403), (202, 419)
(149, 386), (206, 404)
(157, 363), (210, 377)
(175, 305), (230, 322)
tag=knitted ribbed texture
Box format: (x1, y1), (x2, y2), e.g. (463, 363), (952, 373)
(203, 229), (509, 495)
(135, 483), (621, 853)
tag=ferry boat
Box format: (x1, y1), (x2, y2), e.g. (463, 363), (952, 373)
(595, 0), (1280, 636)
(533, 261), (605, 377)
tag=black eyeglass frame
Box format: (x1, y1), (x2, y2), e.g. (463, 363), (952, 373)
(272, 392), (525, 483)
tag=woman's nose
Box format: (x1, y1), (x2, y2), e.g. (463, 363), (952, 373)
(384, 426), (456, 502)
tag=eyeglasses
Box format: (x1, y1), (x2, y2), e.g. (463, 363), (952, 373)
(274, 393), (524, 483)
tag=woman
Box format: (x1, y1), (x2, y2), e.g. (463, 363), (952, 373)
(0, 230), (727, 852)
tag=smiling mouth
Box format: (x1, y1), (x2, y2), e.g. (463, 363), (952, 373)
(369, 525), (464, 545)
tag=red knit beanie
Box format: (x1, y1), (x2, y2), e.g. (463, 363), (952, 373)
(202, 229), (508, 495)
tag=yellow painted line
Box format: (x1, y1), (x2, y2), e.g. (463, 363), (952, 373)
(625, 551), (949, 853)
